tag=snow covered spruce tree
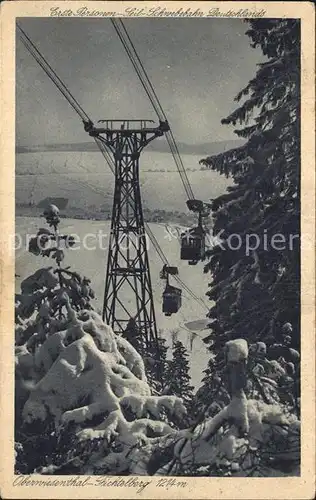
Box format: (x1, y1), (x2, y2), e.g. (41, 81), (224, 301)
(165, 341), (194, 419)
(199, 19), (300, 405)
(123, 320), (169, 393)
(15, 205), (187, 474)
(147, 339), (300, 477)
(145, 336), (170, 393)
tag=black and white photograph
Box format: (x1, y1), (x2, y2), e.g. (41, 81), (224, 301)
(0, 2), (315, 497)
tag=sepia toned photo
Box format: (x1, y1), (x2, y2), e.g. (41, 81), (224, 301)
(0, 2), (315, 499)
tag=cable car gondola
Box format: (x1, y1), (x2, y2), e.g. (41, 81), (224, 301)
(180, 199), (209, 265)
(180, 226), (205, 264)
(162, 285), (182, 316)
(160, 265), (182, 316)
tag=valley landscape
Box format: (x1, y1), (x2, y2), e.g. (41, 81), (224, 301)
(16, 148), (234, 217)
(15, 146), (233, 388)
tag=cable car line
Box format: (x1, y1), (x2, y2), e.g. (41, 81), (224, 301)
(175, 276), (209, 311)
(111, 19), (194, 201)
(85, 140), (205, 311)
(17, 23), (91, 123)
(110, 19), (165, 121)
(117, 19), (166, 120)
(111, 20), (207, 268)
(148, 222), (207, 309)
(18, 24), (208, 324)
(88, 144), (206, 310)
(94, 137), (115, 173)
(145, 224), (208, 311)
(114, 18), (194, 200)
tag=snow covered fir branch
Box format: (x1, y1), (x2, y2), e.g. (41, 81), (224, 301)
(15, 205), (300, 476)
(15, 18), (301, 478)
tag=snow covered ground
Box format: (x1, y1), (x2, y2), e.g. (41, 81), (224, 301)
(15, 216), (212, 389)
(16, 151), (231, 213)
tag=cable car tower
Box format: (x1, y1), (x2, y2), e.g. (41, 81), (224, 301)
(17, 19), (210, 362)
(84, 118), (169, 345)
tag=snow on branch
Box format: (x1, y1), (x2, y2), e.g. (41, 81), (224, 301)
(152, 339), (300, 477)
(17, 303), (187, 474)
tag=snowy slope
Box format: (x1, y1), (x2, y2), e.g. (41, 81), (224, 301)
(15, 217), (212, 389)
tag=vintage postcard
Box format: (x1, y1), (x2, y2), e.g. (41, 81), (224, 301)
(0, 1), (315, 499)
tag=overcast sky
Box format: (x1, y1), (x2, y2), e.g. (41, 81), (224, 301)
(16, 17), (263, 147)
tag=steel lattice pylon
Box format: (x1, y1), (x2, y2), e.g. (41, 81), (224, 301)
(84, 119), (169, 347)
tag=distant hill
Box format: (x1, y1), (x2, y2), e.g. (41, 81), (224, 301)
(16, 139), (244, 156)
(16, 150), (233, 215)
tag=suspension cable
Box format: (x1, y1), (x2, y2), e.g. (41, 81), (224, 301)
(175, 276), (209, 311)
(114, 19), (166, 120)
(111, 19), (195, 201)
(144, 224), (168, 266)
(17, 23), (91, 122)
(94, 137), (115, 174)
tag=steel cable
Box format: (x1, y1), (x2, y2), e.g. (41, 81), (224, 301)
(17, 24), (91, 122)
(111, 19), (195, 201)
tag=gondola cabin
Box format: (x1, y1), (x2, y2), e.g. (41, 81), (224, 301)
(162, 285), (182, 316)
(180, 226), (205, 263)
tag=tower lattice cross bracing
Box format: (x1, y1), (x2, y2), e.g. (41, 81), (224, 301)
(85, 119), (169, 346)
